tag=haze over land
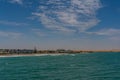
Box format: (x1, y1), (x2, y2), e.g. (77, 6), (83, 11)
(0, 0), (120, 50)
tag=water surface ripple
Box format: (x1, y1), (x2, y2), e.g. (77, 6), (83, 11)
(0, 52), (120, 80)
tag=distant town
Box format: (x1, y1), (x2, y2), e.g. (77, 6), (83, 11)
(0, 48), (120, 56)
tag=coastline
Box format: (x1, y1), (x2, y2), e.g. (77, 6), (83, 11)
(0, 53), (72, 57)
(0, 51), (120, 58)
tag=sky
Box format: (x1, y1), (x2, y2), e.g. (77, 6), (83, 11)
(0, 0), (120, 50)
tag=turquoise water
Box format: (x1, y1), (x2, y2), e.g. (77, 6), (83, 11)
(0, 52), (120, 80)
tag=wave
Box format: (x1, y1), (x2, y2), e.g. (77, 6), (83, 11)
(0, 53), (77, 58)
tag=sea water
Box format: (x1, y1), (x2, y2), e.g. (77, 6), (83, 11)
(0, 52), (120, 80)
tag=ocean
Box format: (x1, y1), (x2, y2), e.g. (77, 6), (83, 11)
(0, 52), (120, 80)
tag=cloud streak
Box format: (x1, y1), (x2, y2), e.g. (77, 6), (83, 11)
(9, 0), (23, 4)
(85, 28), (120, 41)
(32, 29), (47, 37)
(33, 0), (102, 33)
(86, 28), (120, 36)
(0, 31), (22, 38)
(0, 20), (29, 26)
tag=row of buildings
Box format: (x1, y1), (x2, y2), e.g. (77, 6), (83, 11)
(0, 49), (37, 54)
(1, 49), (119, 54)
(0, 49), (73, 54)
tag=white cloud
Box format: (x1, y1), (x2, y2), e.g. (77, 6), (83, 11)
(9, 0), (23, 4)
(0, 20), (29, 26)
(33, 0), (102, 33)
(32, 13), (76, 34)
(32, 29), (46, 37)
(98, 29), (120, 36)
(0, 31), (22, 38)
(86, 28), (120, 36)
(85, 28), (120, 41)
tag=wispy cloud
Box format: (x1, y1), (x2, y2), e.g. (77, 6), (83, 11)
(33, 0), (102, 33)
(32, 27), (75, 37)
(0, 20), (29, 26)
(85, 28), (120, 41)
(32, 13), (76, 34)
(0, 31), (22, 38)
(99, 28), (120, 36)
(32, 29), (46, 37)
(86, 28), (120, 36)
(9, 0), (23, 5)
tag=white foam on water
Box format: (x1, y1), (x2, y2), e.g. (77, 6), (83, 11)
(0, 53), (77, 58)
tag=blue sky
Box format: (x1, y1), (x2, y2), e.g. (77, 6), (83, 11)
(0, 0), (120, 50)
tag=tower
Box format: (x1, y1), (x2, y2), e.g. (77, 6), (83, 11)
(34, 46), (37, 53)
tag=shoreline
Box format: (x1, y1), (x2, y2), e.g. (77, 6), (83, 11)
(0, 51), (120, 57)
(0, 53), (76, 57)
